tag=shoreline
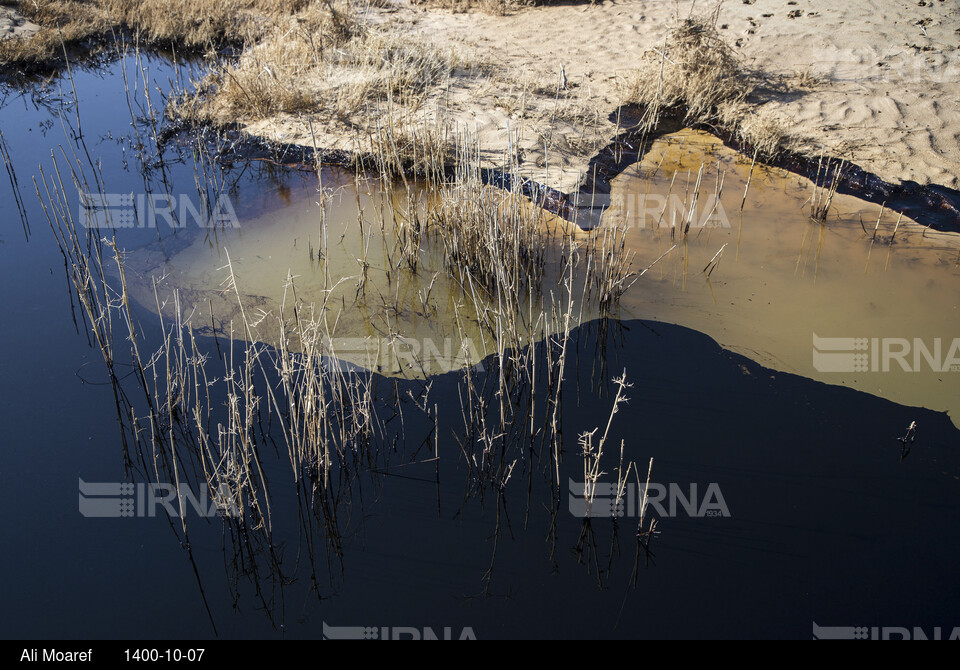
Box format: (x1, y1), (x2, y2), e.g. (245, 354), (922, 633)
(2, 0), (958, 216)
(235, 0), (960, 194)
(167, 113), (960, 233)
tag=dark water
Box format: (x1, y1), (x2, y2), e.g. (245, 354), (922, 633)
(1, 54), (958, 640)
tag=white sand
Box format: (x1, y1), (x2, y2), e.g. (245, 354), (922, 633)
(244, 0), (960, 195)
(0, 6), (39, 41)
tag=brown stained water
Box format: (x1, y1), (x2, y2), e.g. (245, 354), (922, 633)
(4, 52), (960, 638)
(123, 129), (960, 426)
(605, 129), (960, 428)
(122, 170), (503, 376)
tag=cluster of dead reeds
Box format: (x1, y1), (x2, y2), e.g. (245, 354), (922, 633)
(625, 13), (793, 160)
(41, 91), (644, 540)
(168, 0), (481, 158)
(0, 0), (316, 66)
(27, 15), (655, 611)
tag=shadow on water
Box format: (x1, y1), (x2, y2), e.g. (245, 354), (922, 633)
(2, 48), (959, 639)
(604, 129), (960, 428)
(78, 310), (960, 639)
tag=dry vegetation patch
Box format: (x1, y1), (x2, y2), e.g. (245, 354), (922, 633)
(4, 1), (810, 188)
(170, 1), (485, 163)
(0, 1), (109, 63)
(625, 14), (796, 159)
(0, 0), (308, 65)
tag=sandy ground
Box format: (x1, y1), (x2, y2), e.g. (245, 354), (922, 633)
(0, 6), (38, 41)
(243, 0), (960, 195)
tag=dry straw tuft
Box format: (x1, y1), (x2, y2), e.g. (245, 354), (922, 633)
(627, 16), (753, 133)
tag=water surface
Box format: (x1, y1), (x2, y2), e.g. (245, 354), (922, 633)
(1, 54), (958, 640)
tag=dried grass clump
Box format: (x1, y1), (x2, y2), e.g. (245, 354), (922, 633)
(625, 14), (804, 159)
(318, 24), (469, 122)
(172, 5), (345, 120)
(98, 0), (307, 47)
(737, 106), (793, 158)
(366, 113), (455, 181)
(172, 7), (476, 132)
(429, 168), (547, 304)
(0, 1), (109, 64)
(627, 16), (754, 133)
(0, 0), (311, 66)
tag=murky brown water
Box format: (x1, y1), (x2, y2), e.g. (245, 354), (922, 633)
(10, 50), (960, 640)
(122, 170), (513, 377)
(123, 129), (960, 426)
(606, 129), (960, 429)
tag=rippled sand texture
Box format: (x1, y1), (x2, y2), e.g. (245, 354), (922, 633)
(0, 6), (39, 40)
(248, 0), (960, 194)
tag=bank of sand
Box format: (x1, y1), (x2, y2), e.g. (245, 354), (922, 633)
(230, 0), (960, 428)
(241, 0), (960, 195)
(0, 6), (38, 41)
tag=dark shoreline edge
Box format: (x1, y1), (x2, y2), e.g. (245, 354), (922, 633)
(158, 107), (960, 235)
(577, 105), (960, 233)
(0, 28), (236, 84)
(7, 37), (954, 234)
